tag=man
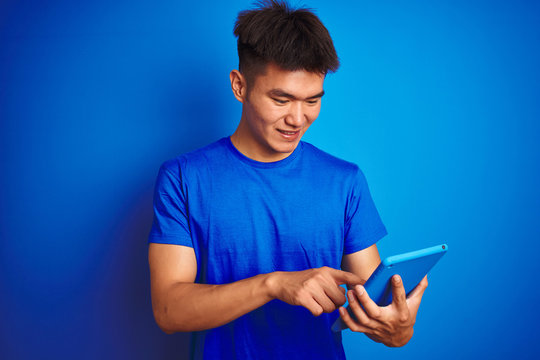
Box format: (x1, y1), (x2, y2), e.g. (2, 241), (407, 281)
(148, 1), (428, 359)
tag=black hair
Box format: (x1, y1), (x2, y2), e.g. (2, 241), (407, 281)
(233, 0), (339, 85)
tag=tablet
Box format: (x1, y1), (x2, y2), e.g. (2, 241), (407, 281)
(332, 244), (448, 332)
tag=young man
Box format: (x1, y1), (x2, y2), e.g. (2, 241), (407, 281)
(148, 1), (427, 359)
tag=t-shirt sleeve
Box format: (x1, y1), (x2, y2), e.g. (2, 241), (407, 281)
(148, 162), (193, 247)
(343, 167), (387, 254)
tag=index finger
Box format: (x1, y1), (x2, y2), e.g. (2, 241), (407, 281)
(328, 268), (365, 287)
(405, 276), (428, 317)
(407, 275), (428, 300)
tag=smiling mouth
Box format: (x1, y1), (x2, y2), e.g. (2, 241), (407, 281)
(277, 129), (300, 135)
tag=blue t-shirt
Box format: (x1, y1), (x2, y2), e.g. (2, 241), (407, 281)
(149, 137), (387, 360)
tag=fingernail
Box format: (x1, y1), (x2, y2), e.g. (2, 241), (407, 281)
(393, 275), (401, 284)
(348, 290), (355, 303)
(355, 285), (365, 296)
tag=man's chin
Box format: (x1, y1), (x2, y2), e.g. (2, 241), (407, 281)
(272, 142), (299, 156)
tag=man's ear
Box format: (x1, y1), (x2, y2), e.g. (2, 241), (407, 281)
(230, 69), (247, 103)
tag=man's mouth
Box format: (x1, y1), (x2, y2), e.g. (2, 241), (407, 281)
(277, 129), (301, 141)
(277, 129), (299, 135)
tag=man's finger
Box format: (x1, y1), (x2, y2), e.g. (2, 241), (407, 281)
(406, 276), (428, 319)
(315, 287), (344, 312)
(302, 296), (325, 317)
(346, 289), (372, 326)
(323, 284), (347, 308)
(328, 268), (365, 286)
(338, 306), (370, 333)
(354, 284), (382, 320)
(407, 275), (428, 300)
(390, 275), (408, 313)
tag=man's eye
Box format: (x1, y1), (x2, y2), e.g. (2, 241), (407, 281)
(272, 98), (288, 104)
(307, 99), (319, 105)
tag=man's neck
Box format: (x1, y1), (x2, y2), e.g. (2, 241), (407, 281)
(230, 124), (294, 163)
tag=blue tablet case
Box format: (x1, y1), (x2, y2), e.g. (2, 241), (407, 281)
(332, 244), (448, 332)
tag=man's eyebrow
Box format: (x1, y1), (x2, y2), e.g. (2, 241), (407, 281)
(268, 89), (325, 100)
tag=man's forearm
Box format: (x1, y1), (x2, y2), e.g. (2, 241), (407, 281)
(153, 273), (275, 333)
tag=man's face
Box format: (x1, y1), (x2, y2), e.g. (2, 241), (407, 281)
(235, 63), (325, 162)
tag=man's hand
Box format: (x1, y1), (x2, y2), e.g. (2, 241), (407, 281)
(267, 267), (364, 316)
(338, 274), (428, 347)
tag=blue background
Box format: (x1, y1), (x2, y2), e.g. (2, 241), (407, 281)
(1, 0), (539, 358)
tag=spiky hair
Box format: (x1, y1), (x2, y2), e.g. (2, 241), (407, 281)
(233, 0), (339, 84)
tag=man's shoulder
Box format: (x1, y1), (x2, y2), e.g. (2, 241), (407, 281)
(160, 137), (230, 175)
(300, 141), (360, 175)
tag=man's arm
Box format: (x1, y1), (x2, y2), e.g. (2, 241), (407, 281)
(341, 243), (382, 282)
(340, 243), (428, 347)
(149, 243), (364, 333)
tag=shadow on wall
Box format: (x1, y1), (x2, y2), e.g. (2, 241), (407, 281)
(98, 66), (231, 359)
(105, 185), (192, 359)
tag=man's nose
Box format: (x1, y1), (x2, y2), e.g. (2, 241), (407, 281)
(285, 102), (305, 127)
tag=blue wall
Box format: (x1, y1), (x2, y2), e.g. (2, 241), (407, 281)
(1, 1), (539, 359)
